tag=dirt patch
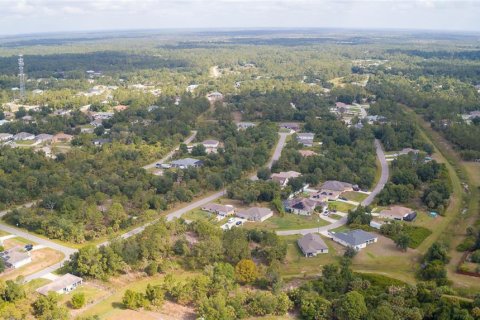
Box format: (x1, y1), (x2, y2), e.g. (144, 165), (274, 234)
(0, 248), (64, 281)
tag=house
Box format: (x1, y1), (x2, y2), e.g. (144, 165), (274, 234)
(369, 220), (384, 230)
(13, 132), (35, 141)
(298, 233), (329, 257)
(92, 138), (111, 146)
(299, 150), (318, 157)
(271, 171), (301, 187)
(397, 148), (420, 156)
(321, 180), (355, 193)
(170, 158), (203, 169)
(36, 273), (83, 296)
(379, 206), (416, 221)
(186, 84), (199, 93)
(207, 92), (224, 103)
(90, 118), (104, 127)
(91, 112), (114, 120)
(296, 133), (315, 147)
(201, 203), (235, 217)
(34, 134), (53, 143)
(1, 246), (31, 269)
(52, 133), (73, 143)
(366, 115), (387, 124)
(22, 115), (34, 123)
(330, 229), (378, 250)
(201, 140), (220, 153)
(279, 122), (301, 132)
(0, 133), (13, 141)
(284, 198), (323, 216)
(237, 122), (256, 130)
(236, 207), (273, 222)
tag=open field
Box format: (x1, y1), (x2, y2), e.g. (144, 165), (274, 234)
(342, 191), (368, 202)
(327, 201), (355, 212)
(281, 235), (342, 278)
(244, 213), (329, 231)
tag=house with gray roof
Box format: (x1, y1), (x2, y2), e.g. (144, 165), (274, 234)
(1, 246), (32, 269)
(35, 134), (53, 143)
(13, 132), (35, 141)
(236, 207), (273, 222)
(330, 229), (378, 250)
(36, 273), (83, 296)
(0, 133), (13, 141)
(237, 122), (256, 130)
(170, 158), (203, 169)
(298, 233), (329, 257)
(296, 132), (315, 147)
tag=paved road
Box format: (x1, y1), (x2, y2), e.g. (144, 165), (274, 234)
(276, 139), (388, 236)
(0, 200), (39, 218)
(142, 131), (197, 170)
(267, 132), (289, 169)
(361, 139), (388, 207)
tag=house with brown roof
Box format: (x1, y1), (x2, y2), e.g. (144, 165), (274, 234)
(236, 207), (273, 222)
(52, 133), (73, 143)
(271, 171), (301, 187)
(36, 273), (83, 296)
(379, 206), (416, 221)
(298, 233), (329, 257)
(284, 198), (323, 216)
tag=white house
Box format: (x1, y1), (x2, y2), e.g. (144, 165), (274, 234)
(271, 171), (301, 187)
(236, 207), (273, 222)
(36, 273), (83, 296)
(0, 133), (13, 141)
(13, 132), (35, 141)
(1, 246), (32, 269)
(298, 233), (329, 257)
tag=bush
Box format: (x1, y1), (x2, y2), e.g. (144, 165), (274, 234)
(470, 250), (480, 263)
(145, 262), (159, 276)
(71, 292), (86, 309)
(456, 237), (476, 252)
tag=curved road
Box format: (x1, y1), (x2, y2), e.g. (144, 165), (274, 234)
(276, 139), (388, 236)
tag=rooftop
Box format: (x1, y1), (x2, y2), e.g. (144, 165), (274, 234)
(333, 230), (377, 246)
(298, 233), (328, 254)
(321, 180), (353, 192)
(36, 273), (83, 296)
(236, 207), (272, 219)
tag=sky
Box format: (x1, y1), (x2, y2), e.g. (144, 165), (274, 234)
(1, 0), (480, 36)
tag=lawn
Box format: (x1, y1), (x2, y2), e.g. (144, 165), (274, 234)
(328, 201), (356, 213)
(329, 214), (343, 220)
(244, 213), (328, 231)
(280, 235), (341, 278)
(342, 191), (368, 203)
(0, 248), (64, 281)
(2, 236), (37, 249)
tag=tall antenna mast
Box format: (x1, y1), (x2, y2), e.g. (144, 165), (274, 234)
(18, 54), (26, 100)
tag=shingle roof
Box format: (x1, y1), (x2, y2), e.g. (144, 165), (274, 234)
(334, 230), (377, 246)
(298, 233), (328, 254)
(1, 246), (30, 266)
(236, 207), (272, 220)
(170, 158), (203, 167)
(36, 273), (83, 296)
(321, 180), (352, 192)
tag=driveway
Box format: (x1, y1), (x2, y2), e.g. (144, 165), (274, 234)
(142, 131), (197, 170)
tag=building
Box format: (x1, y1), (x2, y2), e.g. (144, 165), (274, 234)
(237, 122), (256, 130)
(52, 133), (73, 143)
(299, 150), (318, 157)
(397, 148), (420, 156)
(271, 171), (301, 187)
(186, 84), (199, 93)
(284, 198), (323, 216)
(170, 158), (203, 169)
(279, 122), (301, 132)
(36, 273), (83, 296)
(92, 138), (111, 146)
(321, 180), (355, 193)
(236, 207), (273, 222)
(369, 220), (384, 230)
(0, 133), (13, 141)
(296, 133), (315, 147)
(207, 92), (224, 103)
(379, 206), (416, 221)
(298, 233), (329, 257)
(201, 203), (235, 217)
(13, 132), (35, 141)
(1, 246), (32, 269)
(330, 230), (378, 250)
(201, 140), (220, 153)
(35, 134), (53, 143)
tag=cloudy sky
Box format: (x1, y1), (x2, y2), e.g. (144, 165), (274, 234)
(1, 0), (479, 35)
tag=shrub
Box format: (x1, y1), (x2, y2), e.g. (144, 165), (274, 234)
(71, 292), (86, 309)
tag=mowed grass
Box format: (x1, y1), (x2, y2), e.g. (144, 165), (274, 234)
(342, 191), (368, 202)
(280, 235), (342, 278)
(328, 201), (356, 213)
(244, 213), (328, 231)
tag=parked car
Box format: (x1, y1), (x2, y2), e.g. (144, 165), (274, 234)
(25, 244), (33, 251)
(340, 197), (348, 201)
(236, 221), (242, 226)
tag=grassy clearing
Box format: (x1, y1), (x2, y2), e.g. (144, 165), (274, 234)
(342, 191), (368, 202)
(244, 213), (328, 231)
(327, 201), (356, 213)
(281, 235), (341, 278)
(403, 225), (433, 249)
(329, 214), (343, 220)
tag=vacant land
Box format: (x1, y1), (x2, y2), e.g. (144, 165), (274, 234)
(244, 213), (328, 231)
(342, 191), (368, 202)
(327, 201), (356, 212)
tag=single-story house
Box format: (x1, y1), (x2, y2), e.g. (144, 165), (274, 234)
(0, 133), (13, 141)
(284, 198), (323, 216)
(1, 246), (32, 269)
(13, 132), (35, 141)
(201, 140), (220, 153)
(398, 148), (420, 156)
(271, 171), (301, 187)
(330, 229), (378, 250)
(369, 220), (385, 230)
(91, 112), (114, 120)
(320, 180), (356, 194)
(35, 133), (53, 143)
(237, 122), (256, 130)
(36, 273), (83, 296)
(201, 203), (235, 217)
(90, 119), (103, 127)
(279, 122), (301, 132)
(170, 158), (203, 169)
(298, 233), (329, 257)
(299, 150), (318, 157)
(207, 91), (224, 102)
(296, 133), (315, 147)
(92, 138), (111, 146)
(52, 133), (73, 143)
(236, 207), (273, 222)
(379, 206), (416, 221)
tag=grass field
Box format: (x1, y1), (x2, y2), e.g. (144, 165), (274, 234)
(327, 201), (356, 213)
(280, 235), (342, 278)
(402, 225), (433, 249)
(342, 191), (368, 202)
(182, 209), (220, 223)
(329, 214), (343, 220)
(244, 213), (328, 231)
